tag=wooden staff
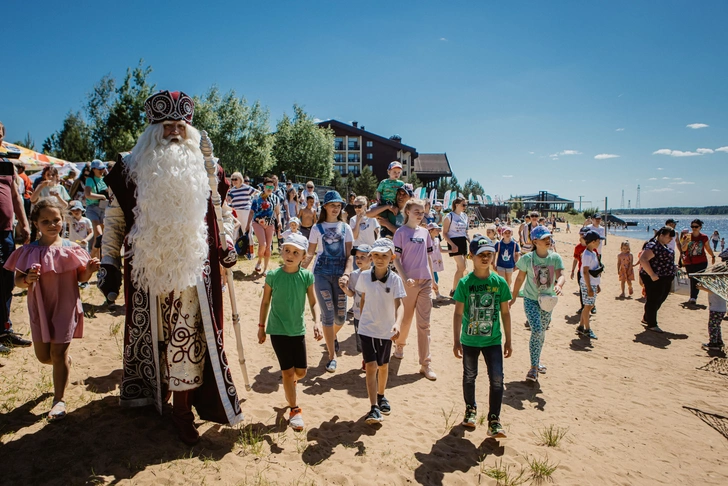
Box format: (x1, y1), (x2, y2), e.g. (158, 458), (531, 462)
(200, 131), (251, 391)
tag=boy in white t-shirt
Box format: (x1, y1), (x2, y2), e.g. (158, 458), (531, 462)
(67, 200), (93, 252)
(340, 244), (372, 359)
(355, 238), (406, 424)
(578, 230), (604, 339)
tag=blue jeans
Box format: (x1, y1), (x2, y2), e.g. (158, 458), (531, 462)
(462, 343), (504, 418)
(314, 273), (347, 327)
(0, 231), (16, 332)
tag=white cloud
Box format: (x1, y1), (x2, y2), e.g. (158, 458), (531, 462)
(651, 187), (674, 192)
(716, 146), (728, 153)
(653, 148), (702, 157)
(616, 128), (625, 132)
(648, 177), (657, 180)
(528, 151), (535, 155)
(670, 181), (696, 185)
(502, 175), (513, 178)
(712, 189), (721, 192)
(662, 176), (671, 180)
(686, 123), (709, 129)
(657, 167), (664, 170)
(673, 177), (683, 180)
(439, 37), (448, 41)
(594, 153), (620, 160)
(549, 150), (581, 158)
(697, 148), (714, 154)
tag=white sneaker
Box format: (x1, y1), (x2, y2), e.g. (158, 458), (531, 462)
(289, 407), (304, 431)
(420, 365), (437, 381)
(393, 345), (404, 359)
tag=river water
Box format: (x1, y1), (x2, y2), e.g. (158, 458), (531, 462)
(609, 214), (728, 246)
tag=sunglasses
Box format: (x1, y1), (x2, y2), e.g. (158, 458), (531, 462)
(691, 225), (700, 229)
(265, 185), (275, 190)
(354, 204), (364, 208)
(307, 186), (314, 189)
(231, 178), (240, 181)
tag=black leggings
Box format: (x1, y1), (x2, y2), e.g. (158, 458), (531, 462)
(684, 262), (708, 300)
(641, 273), (673, 327)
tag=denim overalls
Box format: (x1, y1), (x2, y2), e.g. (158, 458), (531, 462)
(314, 222), (348, 327)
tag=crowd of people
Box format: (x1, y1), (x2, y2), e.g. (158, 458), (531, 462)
(1, 95), (726, 447)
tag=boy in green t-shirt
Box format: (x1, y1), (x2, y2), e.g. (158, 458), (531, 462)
(452, 235), (512, 437)
(258, 233), (322, 431)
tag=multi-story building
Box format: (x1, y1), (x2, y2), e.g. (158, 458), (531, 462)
(317, 119), (418, 181)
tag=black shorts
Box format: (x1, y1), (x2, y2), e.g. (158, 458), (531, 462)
(300, 225), (312, 239)
(270, 334), (307, 370)
(360, 334), (393, 366)
(447, 236), (469, 257)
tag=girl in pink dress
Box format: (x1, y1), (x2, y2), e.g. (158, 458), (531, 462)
(4, 199), (98, 421)
(617, 240), (635, 298)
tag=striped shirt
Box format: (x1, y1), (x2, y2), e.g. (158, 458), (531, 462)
(227, 185), (257, 211)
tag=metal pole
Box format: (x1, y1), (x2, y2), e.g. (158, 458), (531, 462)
(604, 196), (608, 246)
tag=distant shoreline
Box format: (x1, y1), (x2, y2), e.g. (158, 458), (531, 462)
(612, 206), (728, 216)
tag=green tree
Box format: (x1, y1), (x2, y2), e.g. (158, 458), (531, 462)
(449, 175), (462, 195)
(14, 132), (36, 151)
(463, 178), (485, 197)
(193, 86), (274, 176)
(42, 112), (95, 162)
(353, 165), (379, 201)
(272, 104), (334, 182)
(331, 172), (349, 196)
(404, 172), (424, 189)
(86, 60), (156, 160)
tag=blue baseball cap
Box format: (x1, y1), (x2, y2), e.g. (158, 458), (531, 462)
(583, 230), (605, 243)
(388, 161), (403, 170)
(530, 226), (552, 241)
(469, 235), (496, 255)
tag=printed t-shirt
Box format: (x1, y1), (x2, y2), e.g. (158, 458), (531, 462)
(350, 215), (380, 247)
(639, 240), (675, 278)
(347, 269), (364, 320)
(495, 240), (520, 269)
(393, 225), (434, 280)
(308, 222), (354, 256)
(447, 212), (468, 238)
(69, 217), (93, 243)
(85, 177), (107, 206)
(683, 233), (709, 265)
(227, 184), (257, 211)
(376, 179), (404, 203)
(251, 195), (276, 221)
(580, 248), (601, 286)
(264, 267), (315, 336)
(355, 269), (407, 339)
(515, 251), (564, 301)
(453, 272), (512, 347)
(431, 236), (445, 272)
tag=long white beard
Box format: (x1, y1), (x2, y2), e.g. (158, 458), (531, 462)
(127, 127), (210, 296)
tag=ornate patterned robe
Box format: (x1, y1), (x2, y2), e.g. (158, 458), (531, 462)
(101, 160), (243, 426)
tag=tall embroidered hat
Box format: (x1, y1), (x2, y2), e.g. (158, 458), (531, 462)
(144, 90), (195, 124)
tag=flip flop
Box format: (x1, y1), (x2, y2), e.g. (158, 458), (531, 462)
(48, 401), (67, 421)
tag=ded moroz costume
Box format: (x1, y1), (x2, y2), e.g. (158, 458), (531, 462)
(98, 90), (243, 444)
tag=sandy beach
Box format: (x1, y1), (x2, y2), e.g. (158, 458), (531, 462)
(2, 227), (728, 485)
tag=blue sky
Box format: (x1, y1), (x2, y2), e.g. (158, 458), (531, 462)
(3, 0), (727, 209)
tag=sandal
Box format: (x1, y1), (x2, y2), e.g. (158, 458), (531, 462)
(254, 264), (262, 273)
(48, 400), (67, 421)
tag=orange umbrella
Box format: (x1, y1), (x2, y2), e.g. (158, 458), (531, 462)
(1, 141), (69, 169)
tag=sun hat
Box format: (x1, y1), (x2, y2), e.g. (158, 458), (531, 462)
(288, 217), (301, 226)
(583, 230), (605, 243)
(426, 222), (441, 231)
(369, 238), (395, 254)
(90, 159), (107, 170)
(433, 201), (443, 207)
(388, 161), (403, 170)
(322, 190), (345, 206)
(501, 226), (513, 233)
(469, 235), (496, 255)
(68, 200), (84, 212)
(282, 233), (309, 251)
(530, 226), (552, 241)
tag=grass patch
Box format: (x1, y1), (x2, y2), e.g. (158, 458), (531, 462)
(236, 424), (268, 457)
(527, 455), (558, 484)
(536, 425), (569, 447)
(441, 405), (459, 433)
(480, 458), (527, 486)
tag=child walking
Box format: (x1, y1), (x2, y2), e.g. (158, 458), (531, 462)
(453, 235), (512, 437)
(494, 226), (520, 288)
(303, 191), (354, 373)
(340, 244), (373, 359)
(510, 226), (565, 382)
(4, 199), (99, 420)
(617, 240), (635, 298)
(393, 199), (439, 380)
(67, 200), (93, 253)
(427, 222), (447, 300)
(578, 231), (604, 339)
(699, 252), (728, 351)
(355, 239), (406, 424)
(258, 233), (322, 431)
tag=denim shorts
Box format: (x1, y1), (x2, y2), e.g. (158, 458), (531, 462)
(86, 204), (105, 222)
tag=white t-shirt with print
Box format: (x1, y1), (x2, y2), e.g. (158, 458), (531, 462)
(350, 215), (380, 247)
(308, 222), (354, 255)
(355, 269), (407, 339)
